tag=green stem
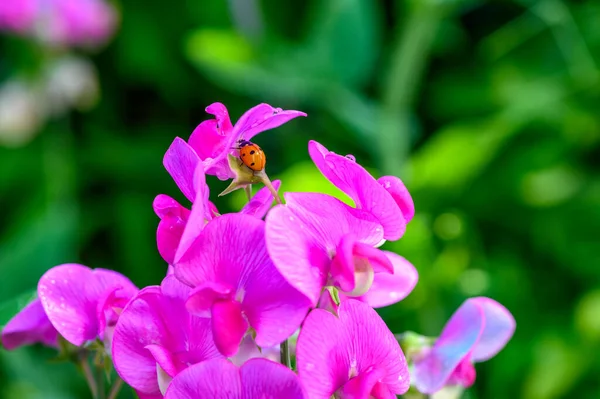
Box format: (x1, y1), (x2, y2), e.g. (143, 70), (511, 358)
(379, 2), (447, 175)
(244, 184), (253, 202)
(107, 378), (124, 399)
(80, 357), (98, 399)
(280, 339), (291, 369)
(96, 358), (106, 399)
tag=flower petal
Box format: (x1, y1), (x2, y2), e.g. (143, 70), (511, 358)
(265, 192), (384, 305)
(153, 194), (188, 219)
(174, 164), (210, 263)
(351, 251), (418, 308)
(240, 358), (306, 399)
(212, 300), (248, 357)
(240, 180), (281, 219)
(378, 176), (415, 223)
(176, 213), (311, 349)
(112, 276), (221, 396)
(38, 264), (136, 346)
(308, 140), (406, 241)
(163, 137), (200, 203)
(164, 358), (241, 399)
(297, 299), (409, 398)
(1, 298), (58, 350)
(469, 297), (516, 363)
(232, 103), (307, 141)
(157, 215), (187, 265)
(412, 299), (485, 394)
(188, 103), (232, 161)
(186, 282), (234, 317)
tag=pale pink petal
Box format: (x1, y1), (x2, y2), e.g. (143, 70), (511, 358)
(265, 192), (384, 305)
(163, 137), (200, 203)
(240, 180), (281, 219)
(378, 176), (415, 223)
(1, 298), (58, 350)
(412, 299), (484, 394)
(297, 300), (409, 398)
(469, 297), (516, 362)
(38, 264), (136, 346)
(309, 140), (406, 241)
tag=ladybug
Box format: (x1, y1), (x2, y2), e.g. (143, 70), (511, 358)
(235, 139), (266, 172)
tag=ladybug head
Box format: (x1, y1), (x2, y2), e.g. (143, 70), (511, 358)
(236, 139), (253, 148)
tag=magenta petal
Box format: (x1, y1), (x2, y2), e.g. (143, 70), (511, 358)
(352, 242), (394, 274)
(412, 299), (485, 394)
(330, 234), (357, 293)
(38, 264), (136, 346)
(145, 344), (180, 377)
(353, 251), (418, 308)
(469, 297), (516, 362)
(1, 299), (58, 350)
(186, 282), (234, 317)
(232, 103), (307, 141)
(163, 137), (200, 203)
(266, 192), (384, 305)
(176, 213), (311, 349)
(378, 176), (415, 223)
(189, 121), (226, 161)
(212, 300), (248, 357)
(338, 367), (385, 399)
(153, 194), (188, 219)
(240, 358), (306, 399)
(165, 358), (305, 399)
(308, 140), (406, 241)
(297, 300), (409, 398)
(112, 276), (221, 396)
(174, 164), (210, 263)
(240, 180), (281, 219)
(157, 215), (187, 265)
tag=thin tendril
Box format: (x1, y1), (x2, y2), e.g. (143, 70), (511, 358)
(107, 378), (124, 399)
(80, 357), (98, 399)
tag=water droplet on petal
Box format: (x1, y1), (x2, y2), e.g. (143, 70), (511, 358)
(345, 154), (356, 162)
(50, 279), (56, 285)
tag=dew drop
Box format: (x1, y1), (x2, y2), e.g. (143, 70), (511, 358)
(50, 279), (56, 285)
(345, 154), (356, 162)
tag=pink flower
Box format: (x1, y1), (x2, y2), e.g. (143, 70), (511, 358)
(188, 102), (306, 180)
(112, 275), (222, 397)
(1, 298), (58, 350)
(0, 0), (117, 48)
(0, 0), (36, 34)
(37, 263), (138, 347)
(296, 299), (410, 398)
(308, 140), (414, 241)
(156, 139), (280, 265)
(174, 213), (312, 357)
(412, 297), (516, 394)
(164, 358), (306, 399)
(266, 192), (418, 306)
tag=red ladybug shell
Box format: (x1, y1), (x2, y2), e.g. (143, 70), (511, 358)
(237, 140), (266, 171)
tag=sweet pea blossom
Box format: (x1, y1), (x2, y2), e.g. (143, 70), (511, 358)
(112, 275), (222, 397)
(1, 298), (58, 350)
(308, 140), (414, 241)
(165, 358), (306, 399)
(37, 263), (138, 347)
(412, 297), (516, 394)
(0, 0), (117, 48)
(156, 139), (280, 265)
(174, 213), (312, 357)
(296, 299), (410, 398)
(266, 192), (418, 306)
(187, 102), (306, 180)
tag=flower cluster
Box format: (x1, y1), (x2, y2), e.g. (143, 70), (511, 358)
(1, 102), (516, 398)
(0, 0), (116, 48)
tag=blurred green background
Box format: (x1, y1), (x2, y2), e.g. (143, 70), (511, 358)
(1, 0), (599, 398)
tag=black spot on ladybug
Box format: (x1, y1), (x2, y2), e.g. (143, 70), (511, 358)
(242, 153), (246, 157)
(251, 162), (256, 166)
(250, 150), (256, 155)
